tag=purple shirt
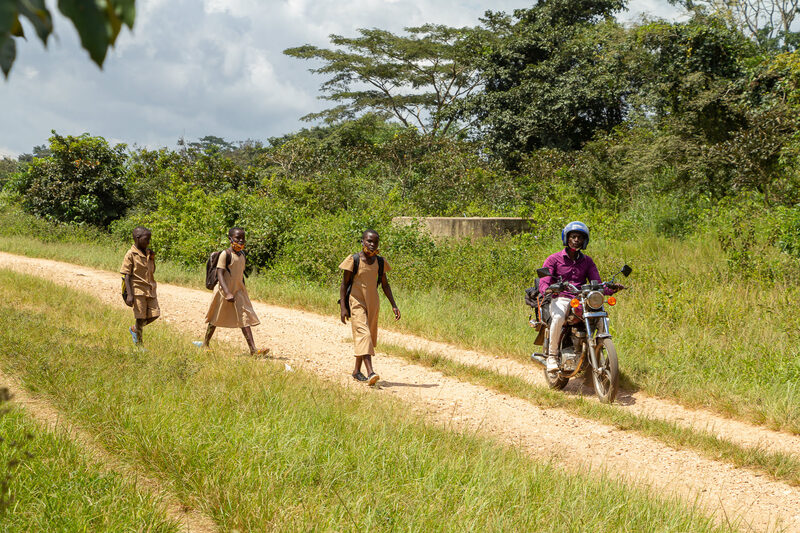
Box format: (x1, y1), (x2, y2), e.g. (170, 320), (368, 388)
(539, 249), (611, 298)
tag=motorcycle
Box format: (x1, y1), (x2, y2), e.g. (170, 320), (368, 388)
(525, 264), (632, 404)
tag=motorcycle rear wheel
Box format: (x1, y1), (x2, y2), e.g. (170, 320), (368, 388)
(592, 338), (619, 404)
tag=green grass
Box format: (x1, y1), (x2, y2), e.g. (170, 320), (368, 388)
(381, 341), (800, 487)
(0, 203), (798, 435)
(0, 269), (728, 532)
(0, 407), (178, 531)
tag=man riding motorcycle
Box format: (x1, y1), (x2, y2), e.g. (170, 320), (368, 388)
(539, 222), (623, 372)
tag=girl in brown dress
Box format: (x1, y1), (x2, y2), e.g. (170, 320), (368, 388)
(198, 228), (268, 355)
(339, 229), (400, 385)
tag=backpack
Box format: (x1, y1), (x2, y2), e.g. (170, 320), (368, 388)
(339, 254), (384, 316)
(524, 285), (552, 323)
(206, 250), (251, 290)
(205, 250), (232, 290)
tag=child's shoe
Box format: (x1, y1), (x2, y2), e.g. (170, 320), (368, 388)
(367, 372), (380, 386)
(352, 372), (368, 382)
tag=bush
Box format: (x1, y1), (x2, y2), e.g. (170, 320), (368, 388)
(20, 132), (129, 227)
(114, 179), (238, 266)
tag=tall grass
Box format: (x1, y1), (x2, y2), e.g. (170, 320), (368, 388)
(0, 408), (178, 531)
(0, 269), (726, 532)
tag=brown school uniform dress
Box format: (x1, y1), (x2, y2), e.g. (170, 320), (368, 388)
(120, 245), (160, 320)
(205, 250), (260, 328)
(339, 254), (390, 356)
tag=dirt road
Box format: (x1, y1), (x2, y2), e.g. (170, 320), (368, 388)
(2, 251), (799, 532)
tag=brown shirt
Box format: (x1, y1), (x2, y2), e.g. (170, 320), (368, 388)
(120, 245), (157, 297)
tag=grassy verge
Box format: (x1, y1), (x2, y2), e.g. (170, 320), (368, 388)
(0, 204), (797, 435)
(0, 407), (178, 531)
(381, 342), (800, 487)
(0, 269), (727, 532)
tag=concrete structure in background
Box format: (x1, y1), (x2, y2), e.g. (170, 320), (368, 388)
(392, 217), (533, 239)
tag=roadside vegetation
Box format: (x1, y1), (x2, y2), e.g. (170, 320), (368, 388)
(0, 407), (178, 531)
(0, 269), (727, 531)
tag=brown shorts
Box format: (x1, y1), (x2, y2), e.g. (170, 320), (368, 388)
(133, 295), (160, 320)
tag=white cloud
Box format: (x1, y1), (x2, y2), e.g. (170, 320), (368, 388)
(0, 0), (681, 154)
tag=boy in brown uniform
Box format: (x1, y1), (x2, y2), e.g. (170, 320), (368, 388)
(339, 229), (400, 385)
(121, 226), (159, 346)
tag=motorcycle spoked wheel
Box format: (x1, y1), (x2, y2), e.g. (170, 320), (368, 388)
(591, 338), (619, 403)
(544, 368), (569, 390)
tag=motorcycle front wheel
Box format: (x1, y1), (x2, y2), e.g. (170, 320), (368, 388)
(544, 368), (569, 390)
(592, 338), (619, 404)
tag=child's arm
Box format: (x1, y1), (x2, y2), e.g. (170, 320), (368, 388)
(217, 267), (234, 301)
(380, 273), (401, 321)
(121, 251), (134, 307)
(217, 250), (234, 301)
(339, 270), (352, 324)
(124, 274), (134, 307)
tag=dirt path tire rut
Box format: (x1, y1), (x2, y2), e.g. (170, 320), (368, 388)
(1, 252), (799, 532)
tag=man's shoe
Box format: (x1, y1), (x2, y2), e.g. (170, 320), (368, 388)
(546, 356), (559, 372)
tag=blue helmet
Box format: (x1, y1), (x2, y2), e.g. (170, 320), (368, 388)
(561, 221), (589, 249)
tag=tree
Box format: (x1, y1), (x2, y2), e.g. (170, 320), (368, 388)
(21, 131), (129, 226)
(284, 24), (487, 137)
(0, 0), (135, 78)
(678, 0), (800, 50)
(633, 13), (755, 141)
(463, 0), (632, 165)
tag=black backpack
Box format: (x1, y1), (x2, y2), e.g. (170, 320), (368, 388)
(339, 254), (384, 316)
(524, 285), (552, 323)
(205, 250), (233, 290)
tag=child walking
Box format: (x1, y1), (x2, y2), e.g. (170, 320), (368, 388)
(197, 227), (268, 355)
(121, 226), (159, 346)
(339, 229), (400, 386)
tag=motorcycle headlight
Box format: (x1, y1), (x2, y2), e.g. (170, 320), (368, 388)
(586, 290), (604, 309)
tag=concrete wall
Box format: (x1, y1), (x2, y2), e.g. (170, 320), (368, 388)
(392, 217), (533, 239)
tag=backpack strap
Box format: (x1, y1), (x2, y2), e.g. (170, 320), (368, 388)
(351, 253), (360, 277)
(377, 256), (384, 287)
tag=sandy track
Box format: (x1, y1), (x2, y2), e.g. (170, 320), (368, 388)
(1, 252), (799, 532)
(379, 329), (800, 458)
(0, 368), (218, 533)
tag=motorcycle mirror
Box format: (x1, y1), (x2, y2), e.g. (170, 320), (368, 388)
(536, 267), (551, 278)
(621, 265), (633, 277)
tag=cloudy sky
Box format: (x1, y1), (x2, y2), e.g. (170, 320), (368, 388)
(0, 0), (682, 157)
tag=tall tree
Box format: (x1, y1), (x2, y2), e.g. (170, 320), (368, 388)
(0, 0), (135, 78)
(678, 0), (800, 50)
(284, 24), (487, 137)
(464, 0), (631, 165)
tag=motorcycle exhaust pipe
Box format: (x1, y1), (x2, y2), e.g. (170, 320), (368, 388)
(530, 353), (547, 367)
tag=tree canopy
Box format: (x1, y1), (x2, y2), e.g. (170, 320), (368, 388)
(284, 24), (488, 137)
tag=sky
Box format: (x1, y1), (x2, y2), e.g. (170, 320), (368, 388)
(0, 0), (682, 158)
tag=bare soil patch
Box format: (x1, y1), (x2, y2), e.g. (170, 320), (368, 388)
(1, 252), (799, 532)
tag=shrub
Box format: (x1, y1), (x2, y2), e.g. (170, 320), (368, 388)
(20, 132), (129, 227)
